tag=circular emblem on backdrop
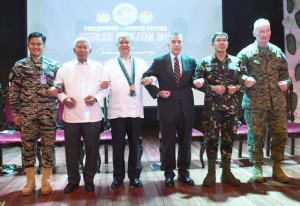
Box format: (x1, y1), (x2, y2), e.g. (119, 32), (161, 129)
(97, 10), (110, 23)
(113, 3), (138, 25)
(139, 11), (153, 24)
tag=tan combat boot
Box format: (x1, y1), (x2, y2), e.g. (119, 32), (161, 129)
(252, 162), (263, 183)
(41, 167), (52, 195)
(221, 159), (241, 186)
(203, 159), (216, 187)
(272, 161), (289, 183)
(22, 167), (35, 196)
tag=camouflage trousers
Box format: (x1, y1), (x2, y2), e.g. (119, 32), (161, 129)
(203, 110), (238, 160)
(244, 109), (288, 163)
(21, 112), (56, 168)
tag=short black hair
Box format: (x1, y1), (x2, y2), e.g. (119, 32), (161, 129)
(28, 32), (46, 44)
(211, 31), (228, 43)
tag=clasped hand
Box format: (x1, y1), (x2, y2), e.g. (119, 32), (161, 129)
(63, 97), (76, 108)
(244, 77), (256, 87)
(227, 85), (238, 95)
(193, 78), (205, 88)
(46, 87), (59, 96)
(84, 96), (97, 106)
(63, 96), (96, 108)
(159, 90), (171, 99)
(211, 85), (226, 95)
(278, 81), (288, 91)
(100, 81), (110, 89)
(142, 77), (153, 86)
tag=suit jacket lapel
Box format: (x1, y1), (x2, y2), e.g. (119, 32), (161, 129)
(180, 55), (189, 87)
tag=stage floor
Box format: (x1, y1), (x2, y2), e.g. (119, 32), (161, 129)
(0, 128), (299, 206)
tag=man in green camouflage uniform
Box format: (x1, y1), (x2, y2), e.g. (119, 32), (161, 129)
(237, 19), (291, 183)
(194, 32), (250, 187)
(9, 32), (62, 195)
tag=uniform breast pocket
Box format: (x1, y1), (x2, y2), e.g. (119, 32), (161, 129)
(45, 71), (55, 85)
(270, 63), (279, 73)
(248, 62), (263, 81)
(249, 60), (260, 69)
(45, 71), (54, 78)
(227, 69), (238, 83)
(270, 66), (280, 82)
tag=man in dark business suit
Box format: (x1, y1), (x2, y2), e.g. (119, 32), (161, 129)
(142, 32), (197, 187)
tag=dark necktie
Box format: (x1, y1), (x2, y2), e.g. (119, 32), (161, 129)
(174, 57), (181, 87)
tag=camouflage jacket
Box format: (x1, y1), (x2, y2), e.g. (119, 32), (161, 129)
(8, 56), (61, 117)
(194, 54), (247, 111)
(237, 41), (291, 111)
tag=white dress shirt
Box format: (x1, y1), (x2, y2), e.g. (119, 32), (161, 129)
(56, 59), (107, 123)
(103, 56), (148, 119)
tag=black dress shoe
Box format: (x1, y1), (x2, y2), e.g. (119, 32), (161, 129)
(130, 179), (143, 188)
(178, 176), (194, 185)
(84, 182), (95, 191)
(111, 180), (123, 189)
(165, 178), (174, 187)
(64, 183), (79, 193)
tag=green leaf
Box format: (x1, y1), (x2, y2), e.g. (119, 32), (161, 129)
(295, 63), (300, 81)
(287, 0), (294, 14)
(292, 91), (298, 113)
(296, 10), (300, 29)
(286, 33), (297, 55)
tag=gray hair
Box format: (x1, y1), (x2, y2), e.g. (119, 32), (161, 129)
(253, 18), (270, 33)
(168, 32), (183, 44)
(116, 32), (132, 44)
(73, 36), (92, 49)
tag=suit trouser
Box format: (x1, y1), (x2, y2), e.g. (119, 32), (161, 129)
(64, 121), (100, 184)
(110, 117), (143, 181)
(244, 109), (288, 163)
(160, 109), (192, 179)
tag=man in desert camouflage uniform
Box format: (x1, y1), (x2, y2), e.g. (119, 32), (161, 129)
(9, 32), (62, 195)
(194, 32), (252, 187)
(237, 19), (291, 183)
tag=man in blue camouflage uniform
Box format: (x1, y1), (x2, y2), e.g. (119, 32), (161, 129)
(9, 32), (62, 195)
(237, 19), (291, 183)
(194, 32), (251, 186)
